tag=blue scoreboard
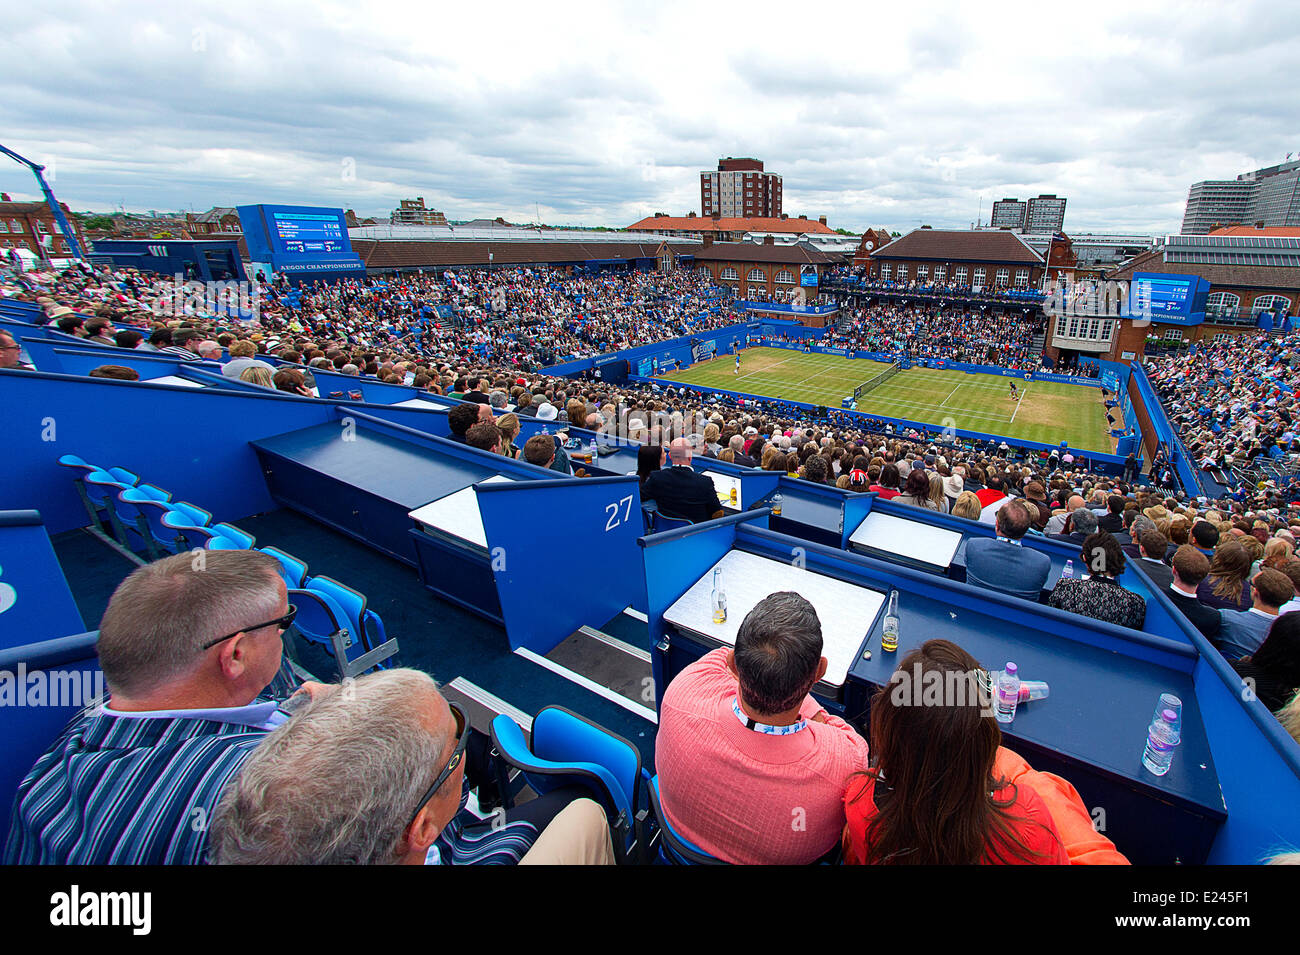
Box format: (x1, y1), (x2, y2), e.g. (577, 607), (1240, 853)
(1129, 272), (1210, 326)
(237, 204), (364, 282)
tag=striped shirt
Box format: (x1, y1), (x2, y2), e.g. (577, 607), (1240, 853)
(3, 709), (269, 865)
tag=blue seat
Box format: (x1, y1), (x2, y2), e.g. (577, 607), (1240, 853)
(653, 513), (692, 532)
(204, 527), (254, 548)
(305, 576), (390, 662)
(286, 586), (396, 679)
(114, 487), (174, 558)
(168, 501), (212, 527)
(135, 483), (173, 504)
(80, 470), (136, 542)
(489, 707), (643, 864)
(160, 510), (220, 551)
(0, 632), (102, 838)
(646, 774), (728, 865)
(58, 455), (112, 535)
(260, 546), (309, 589)
(119, 488), (186, 557)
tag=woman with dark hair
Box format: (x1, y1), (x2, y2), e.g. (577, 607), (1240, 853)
(1047, 531), (1147, 630)
(1197, 541), (1254, 612)
(870, 462), (902, 500)
(637, 444), (665, 489)
(895, 468), (939, 510)
(1234, 613), (1300, 713)
(843, 640), (1069, 865)
(764, 451), (788, 473)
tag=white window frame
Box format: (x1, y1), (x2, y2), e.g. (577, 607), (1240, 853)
(934, 266), (946, 282)
(995, 267), (1009, 286)
(1252, 294), (1292, 315)
(880, 264), (892, 280)
(747, 268), (766, 282)
(916, 265), (929, 281)
(896, 265), (908, 281)
(720, 266), (738, 280)
(1014, 269), (1029, 287)
(775, 269), (794, 284)
(973, 267), (986, 285)
(955, 266), (967, 284)
(1163, 328), (1184, 341)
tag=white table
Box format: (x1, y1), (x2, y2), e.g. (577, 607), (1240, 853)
(663, 550), (885, 688)
(703, 470), (743, 509)
(393, 397), (441, 409)
(408, 475), (513, 548)
(146, 375), (204, 388)
(848, 511), (962, 571)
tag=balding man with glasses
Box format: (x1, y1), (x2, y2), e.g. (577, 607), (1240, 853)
(4, 549), (310, 865)
(211, 669), (614, 865)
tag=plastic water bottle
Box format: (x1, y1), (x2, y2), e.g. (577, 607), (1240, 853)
(770, 490), (783, 517)
(1061, 560), (1075, 580)
(541, 423), (549, 436)
(995, 662), (1020, 723)
(1142, 708), (1181, 776)
(881, 590), (900, 653)
(1018, 680), (1050, 702)
(711, 568), (727, 624)
(589, 438), (597, 463)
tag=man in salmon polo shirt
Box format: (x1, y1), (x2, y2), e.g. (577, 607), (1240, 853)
(655, 591), (871, 864)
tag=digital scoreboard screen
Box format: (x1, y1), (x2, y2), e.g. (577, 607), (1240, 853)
(1129, 272), (1209, 325)
(270, 211), (348, 255)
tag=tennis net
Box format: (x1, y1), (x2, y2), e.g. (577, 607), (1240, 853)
(853, 362), (902, 400)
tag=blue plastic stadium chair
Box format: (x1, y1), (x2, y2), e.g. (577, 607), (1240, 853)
(646, 775), (727, 865)
(208, 523), (255, 549)
(489, 707), (643, 864)
(113, 487), (173, 559)
(160, 510), (220, 551)
(81, 469), (135, 543)
(304, 576), (387, 655)
(286, 586), (395, 679)
(57, 455), (111, 534)
(654, 513), (693, 532)
(206, 536), (243, 551)
(118, 488), (186, 557)
(135, 483), (173, 504)
(168, 500), (213, 527)
(259, 546), (308, 590)
(0, 631), (102, 839)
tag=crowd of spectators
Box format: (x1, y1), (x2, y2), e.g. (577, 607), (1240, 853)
(823, 302), (1043, 369)
(1147, 333), (1300, 491)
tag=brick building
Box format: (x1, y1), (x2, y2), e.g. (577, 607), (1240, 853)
(865, 228), (1046, 289)
(852, 228), (894, 267)
(690, 237), (838, 320)
(186, 207), (241, 235)
(700, 158), (782, 218)
(391, 197), (448, 226)
(0, 196), (89, 257)
(627, 212), (836, 243)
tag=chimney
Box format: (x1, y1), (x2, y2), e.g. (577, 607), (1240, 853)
(798, 214), (806, 220)
(763, 235), (775, 245)
(819, 216), (827, 226)
(780, 213), (788, 220)
(711, 210), (721, 220)
(687, 211), (696, 218)
(702, 234), (714, 248)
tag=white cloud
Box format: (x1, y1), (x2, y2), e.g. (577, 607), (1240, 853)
(1, 0), (1297, 234)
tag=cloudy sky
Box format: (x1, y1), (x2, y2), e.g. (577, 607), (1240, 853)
(3, 0), (1298, 235)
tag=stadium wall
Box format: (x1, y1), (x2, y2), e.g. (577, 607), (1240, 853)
(1127, 362), (1203, 494)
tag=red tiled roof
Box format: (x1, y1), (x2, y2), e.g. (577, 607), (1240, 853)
(690, 242), (838, 265)
(872, 228), (1043, 265)
(626, 215), (836, 235)
(1209, 226), (1300, 237)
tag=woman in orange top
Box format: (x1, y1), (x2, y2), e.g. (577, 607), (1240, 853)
(843, 640), (1069, 865)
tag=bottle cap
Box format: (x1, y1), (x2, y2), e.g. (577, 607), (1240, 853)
(1005, 662), (1017, 674)
(1162, 708), (1177, 722)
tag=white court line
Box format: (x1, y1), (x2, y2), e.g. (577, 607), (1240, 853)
(938, 383), (961, 407)
(1009, 386), (1029, 424)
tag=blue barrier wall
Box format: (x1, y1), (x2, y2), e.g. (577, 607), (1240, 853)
(0, 511), (85, 650)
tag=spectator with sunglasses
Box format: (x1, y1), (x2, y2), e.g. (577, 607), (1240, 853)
(4, 550), (310, 865)
(210, 669), (614, 865)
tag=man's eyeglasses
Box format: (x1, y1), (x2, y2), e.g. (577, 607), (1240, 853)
(408, 702), (468, 827)
(200, 604), (298, 651)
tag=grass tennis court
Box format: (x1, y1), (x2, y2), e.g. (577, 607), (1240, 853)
(658, 347), (1117, 454)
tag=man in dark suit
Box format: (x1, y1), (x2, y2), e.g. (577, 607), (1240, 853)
(964, 500), (1052, 602)
(1131, 529), (1173, 591)
(1098, 495), (1126, 534)
(1166, 546), (1222, 640)
(641, 438), (724, 524)
(728, 434), (757, 468)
